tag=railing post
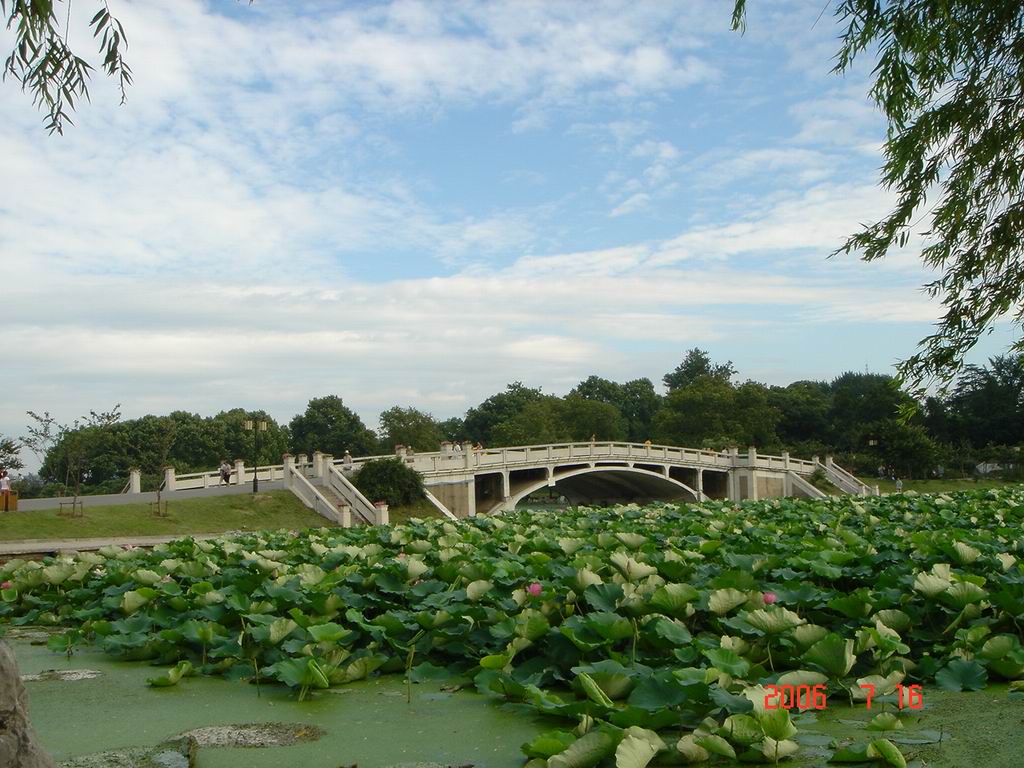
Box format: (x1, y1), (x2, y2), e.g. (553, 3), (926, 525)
(234, 458), (245, 486)
(373, 502), (389, 525)
(312, 451), (323, 478)
(297, 453), (307, 468)
(321, 454), (334, 479)
(747, 446), (757, 465)
(825, 455), (834, 469)
(812, 455), (820, 467)
(282, 454), (294, 489)
(781, 451), (790, 470)
(163, 466), (177, 493)
(129, 468), (141, 494)
(340, 504), (352, 528)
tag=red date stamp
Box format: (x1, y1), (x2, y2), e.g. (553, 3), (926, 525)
(764, 683), (924, 710)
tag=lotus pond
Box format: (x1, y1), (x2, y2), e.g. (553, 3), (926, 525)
(3, 489), (1024, 767)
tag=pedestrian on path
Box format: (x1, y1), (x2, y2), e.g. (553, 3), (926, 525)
(219, 460), (231, 486)
(0, 470), (10, 512)
(895, 478), (903, 493)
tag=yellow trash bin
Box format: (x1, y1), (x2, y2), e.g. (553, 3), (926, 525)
(2, 490), (17, 512)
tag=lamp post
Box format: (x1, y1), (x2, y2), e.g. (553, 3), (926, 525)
(243, 417), (268, 493)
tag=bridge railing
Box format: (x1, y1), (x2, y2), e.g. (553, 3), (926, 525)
(329, 442), (824, 476)
(159, 442), (834, 493)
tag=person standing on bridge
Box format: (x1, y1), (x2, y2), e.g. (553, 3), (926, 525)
(343, 450), (354, 472)
(218, 460), (231, 486)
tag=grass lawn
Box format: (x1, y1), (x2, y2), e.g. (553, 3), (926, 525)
(858, 475), (1023, 494)
(0, 491), (338, 541)
(388, 498), (443, 525)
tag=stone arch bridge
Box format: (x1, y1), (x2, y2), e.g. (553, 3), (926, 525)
(158, 442), (875, 524)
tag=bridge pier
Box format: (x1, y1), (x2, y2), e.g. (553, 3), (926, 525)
(425, 479), (477, 518)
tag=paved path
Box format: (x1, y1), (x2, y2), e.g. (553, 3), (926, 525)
(0, 533), (226, 558)
(17, 481), (287, 512)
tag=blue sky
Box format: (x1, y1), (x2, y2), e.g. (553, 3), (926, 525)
(0, 0), (1012, 460)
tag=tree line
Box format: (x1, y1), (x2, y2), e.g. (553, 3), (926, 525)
(5, 349), (1022, 497)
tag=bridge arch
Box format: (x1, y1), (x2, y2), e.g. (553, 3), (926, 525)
(500, 465), (700, 514)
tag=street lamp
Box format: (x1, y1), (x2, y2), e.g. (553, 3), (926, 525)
(243, 417), (268, 493)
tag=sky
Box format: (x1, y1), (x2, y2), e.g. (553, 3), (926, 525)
(0, 0), (1013, 466)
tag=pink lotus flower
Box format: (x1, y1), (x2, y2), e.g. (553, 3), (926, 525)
(1, 581), (11, 590)
(526, 582), (543, 597)
(762, 591), (778, 605)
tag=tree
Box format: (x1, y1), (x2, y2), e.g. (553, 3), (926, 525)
(34, 405), (122, 510)
(663, 349), (736, 392)
(438, 417), (465, 442)
(463, 383), (544, 445)
(828, 372), (916, 451)
(571, 376), (661, 440)
(378, 406), (444, 452)
(875, 421), (940, 479)
(653, 376), (780, 450)
(491, 395), (628, 446)
(769, 381), (831, 448)
(289, 396), (376, 457)
(490, 397), (564, 446)
(21, 410), (59, 467)
(734, 0), (1024, 394)
(352, 457), (424, 507)
(943, 354), (1024, 448)
(0, 434), (23, 472)
(3, 0), (133, 133)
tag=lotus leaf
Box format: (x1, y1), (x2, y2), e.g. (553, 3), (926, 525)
(708, 588), (748, 615)
(675, 735), (710, 764)
(547, 730), (616, 768)
(743, 607), (805, 635)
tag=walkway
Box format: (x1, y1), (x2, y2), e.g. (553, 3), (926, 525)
(0, 533), (225, 558)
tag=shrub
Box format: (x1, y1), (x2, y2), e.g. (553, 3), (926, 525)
(352, 457), (424, 507)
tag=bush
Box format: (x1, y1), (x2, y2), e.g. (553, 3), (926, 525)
(352, 457), (425, 507)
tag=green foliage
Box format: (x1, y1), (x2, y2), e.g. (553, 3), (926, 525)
(289, 395), (375, 457)
(654, 376), (781, 450)
(3, 488), (1021, 763)
(0, 434), (23, 472)
(33, 408), (288, 494)
(735, 0), (1024, 393)
(491, 395), (628, 446)
(378, 406), (444, 452)
(571, 377), (662, 441)
(663, 348), (736, 392)
(352, 457), (424, 506)
(2, 0), (133, 134)
(463, 382), (545, 445)
(943, 354), (1024, 448)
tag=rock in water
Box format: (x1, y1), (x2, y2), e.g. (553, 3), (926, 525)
(57, 736), (197, 768)
(0, 640), (56, 768)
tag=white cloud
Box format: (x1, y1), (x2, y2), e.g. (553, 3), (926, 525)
(0, 0), (972, 472)
(610, 193), (652, 217)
